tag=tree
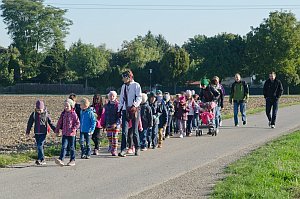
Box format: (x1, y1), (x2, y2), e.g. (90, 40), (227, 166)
(67, 41), (111, 90)
(1, 0), (72, 79)
(38, 41), (67, 83)
(0, 47), (14, 86)
(183, 33), (247, 80)
(247, 11), (300, 86)
(160, 46), (190, 93)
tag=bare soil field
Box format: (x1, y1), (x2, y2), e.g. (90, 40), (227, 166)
(0, 95), (300, 153)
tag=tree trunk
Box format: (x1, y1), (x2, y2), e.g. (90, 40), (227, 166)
(287, 86), (290, 95)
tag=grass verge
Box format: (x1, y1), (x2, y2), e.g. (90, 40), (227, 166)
(212, 130), (300, 198)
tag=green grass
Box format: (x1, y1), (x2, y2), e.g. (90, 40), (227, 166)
(212, 130), (300, 199)
(0, 145), (61, 168)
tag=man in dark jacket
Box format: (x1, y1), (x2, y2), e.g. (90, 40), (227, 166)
(263, 72), (284, 128)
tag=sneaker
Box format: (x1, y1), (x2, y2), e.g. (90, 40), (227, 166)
(35, 160), (40, 165)
(85, 156), (90, 159)
(152, 146), (156, 149)
(179, 134), (184, 138)
(127, 148), (134, 154)
(268, 121), (271, 127)
(219, 121), (223, 127)
(55, 159), (64, 167)
(67, 160), (76, 166)
(141, 148), (147, 151)
(216, 128), (220, 135)
(118, 151), (127, 157)
(39, 160), (46, 165)
(166, 135), (170, 139)
(81, 154), (86, 159)
(271, 125), (275, 129)
(235, 124), (239, 127)
(92, 149), (99, 155)
(111, 153), (117, 156)
(243, 121), (247, 125)
(158, 144), (162, 148)
(135, 149), (140, 156)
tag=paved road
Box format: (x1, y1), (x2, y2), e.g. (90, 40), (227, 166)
(1, 105), (300, 199)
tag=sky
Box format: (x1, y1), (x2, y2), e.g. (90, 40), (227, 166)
(0, 0), (300, 51)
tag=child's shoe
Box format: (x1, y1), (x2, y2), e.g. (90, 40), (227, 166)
(67, 160), (75, 166)
(86, 155), (90, 159)
(81, 154), (86, 159)
(141, 147), (147, 151)
(55, 159), (64, 167)
(127, 148), (134, 154)
(92, 149), (99, 155)
(39, 160), (46, 165)
(135, 149), (140, 156)
(179, 134), (184, 138)
(118, 151), (127, 157)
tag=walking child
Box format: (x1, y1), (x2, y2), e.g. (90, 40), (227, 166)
(91, 94), (105, 155)
(54, 99), (80, 166)
(175, 96), (189, 138)
(156, 90), (168, 148)
(139, 93), (153, 151)
(101, 91), (120, 156)
(80, 98), (96, 159)
(26, 100), (56, 165)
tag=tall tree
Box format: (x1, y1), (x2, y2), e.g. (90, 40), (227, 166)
(38, 41), (67, 83)
(247, 11), (300, 86)
(67, 41), (111, 89)
(160, 45), (190, 93)
(1, 0), (72, 79)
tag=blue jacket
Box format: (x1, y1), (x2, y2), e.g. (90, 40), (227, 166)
(80, 107), (96, 133)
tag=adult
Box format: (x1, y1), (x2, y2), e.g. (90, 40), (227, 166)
(263, 72), (284, 128)
(199, 78), (220, 134)
(229, 73), (249, 127)
(118, 70), (142, 157)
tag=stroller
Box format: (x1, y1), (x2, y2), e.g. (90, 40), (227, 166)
(196, 101), (218, 136)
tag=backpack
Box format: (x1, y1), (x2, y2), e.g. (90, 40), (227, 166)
(33, 111), (51, 133)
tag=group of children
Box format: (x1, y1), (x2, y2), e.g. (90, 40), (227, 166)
(26, 76), (225, 166)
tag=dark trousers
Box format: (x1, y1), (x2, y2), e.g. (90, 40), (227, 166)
(187, 115), (194, 133)
(166, 115), (173, 136)
(92, 127), (101, 150)
(35, 134), (46, 161)
(266, 98), (279, 125)
(121, 110), (140, 152)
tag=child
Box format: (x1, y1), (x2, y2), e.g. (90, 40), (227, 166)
(80, 98), (96, 159)
(91, 94), (105, 155)
(156, 90), (168, 148)
(175, 96), (189, 138)
(66, 93), (81, 156)
(54, 99), (80, 166)
(148, 91), (158, 149)
(139, 93), (152, 151)
(101, 91), (120, 156)
(26, 100), (56, 165)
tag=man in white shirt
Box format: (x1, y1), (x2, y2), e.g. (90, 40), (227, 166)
(118, 70), (142, 157)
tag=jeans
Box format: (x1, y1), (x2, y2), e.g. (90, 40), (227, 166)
(177, 119), (187, 135)
(266, 98), (279, 125)
(194, 114), (200, 128)
(147, 124), (158, 148)
(233, 101), (247, 125)
(92, 127), (101, 150)
(139, 128), (148, 149)
(59, 135), (76, 161)
(121, 110), (140, 152)
(166, 115), (173, 136)
(214, 106), (221, 128)
(187, 115), (194, 133)
(80, 132), (91, 156)
(35, 134), (46, 161)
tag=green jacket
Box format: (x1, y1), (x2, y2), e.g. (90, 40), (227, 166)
(229, 80), (249, 103)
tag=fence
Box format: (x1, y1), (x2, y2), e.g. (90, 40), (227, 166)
(1, 83), (96, 94)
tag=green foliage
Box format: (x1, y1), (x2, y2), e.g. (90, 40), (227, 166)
(38, 41), (67, 83)
(212, 131), (300, 198)
(184, 33), (247, 80)
(68, 41), (111, 87)
(1, 0), (72, 79)
(247, 11), (300, 85)
(160, 46), (190, 88)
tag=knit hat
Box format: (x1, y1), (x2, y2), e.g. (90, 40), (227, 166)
(149, 91), (156, 98)
(65, 98), (75, 108)
(179, 96), (186, 104)
(36, 100), (45, 110)
(200, 78), (209, 86)
(156, 90), (163, 96)
(141, 93), (148, 104)
(186, 90), (192, 96)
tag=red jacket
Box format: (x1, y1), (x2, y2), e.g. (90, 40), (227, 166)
(55, 110), (80, 136)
